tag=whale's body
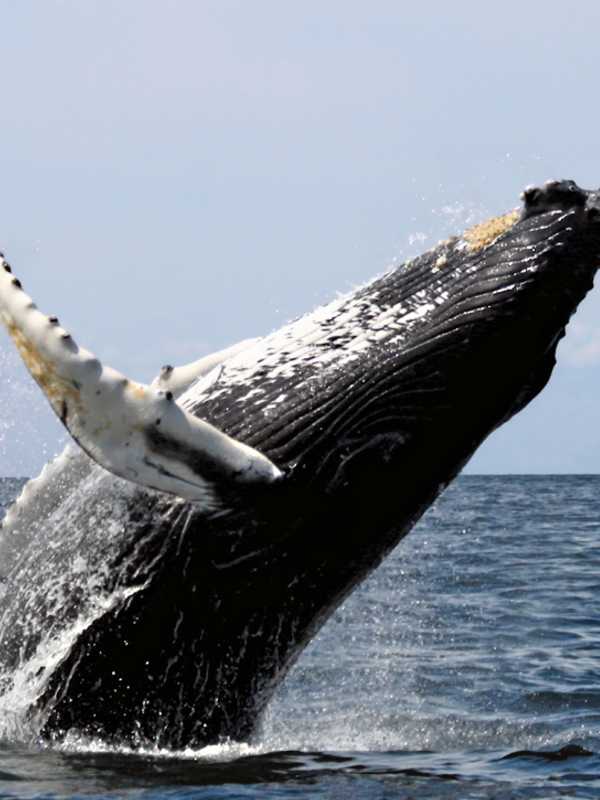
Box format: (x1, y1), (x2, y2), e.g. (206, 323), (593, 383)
(0, 181), (599, 748)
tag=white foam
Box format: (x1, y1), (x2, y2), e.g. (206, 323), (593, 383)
(52, 732), (259, 762)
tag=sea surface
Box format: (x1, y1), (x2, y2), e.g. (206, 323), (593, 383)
(1, 474), (600, 799)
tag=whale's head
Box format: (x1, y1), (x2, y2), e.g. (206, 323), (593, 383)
(183, 179), (600, 546)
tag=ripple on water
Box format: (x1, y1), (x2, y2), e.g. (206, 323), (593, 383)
(1, 475), (600, 798)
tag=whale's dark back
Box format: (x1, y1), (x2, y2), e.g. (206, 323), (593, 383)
(2, 183), (600, 748)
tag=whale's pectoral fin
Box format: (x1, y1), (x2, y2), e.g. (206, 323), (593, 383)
(0, 258), (281, 508)
(150, 338), (260, 399)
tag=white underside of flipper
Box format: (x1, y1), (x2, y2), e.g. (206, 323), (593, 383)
(0, 258), (281, 508)
(150, 338), (260, 399)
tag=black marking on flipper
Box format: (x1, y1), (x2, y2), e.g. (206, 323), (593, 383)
(11, 278), (21, 289)
(141, 454), (212, 493)
(60, 401), (68, 425)
(144, 426), (229, 484)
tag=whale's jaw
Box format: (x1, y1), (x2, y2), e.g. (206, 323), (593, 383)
(0, 180), (599, 749)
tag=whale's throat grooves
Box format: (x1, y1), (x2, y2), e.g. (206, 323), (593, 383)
(196, 207), (596, 498)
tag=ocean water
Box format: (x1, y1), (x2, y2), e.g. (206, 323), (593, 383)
(1, 474), (600, 798)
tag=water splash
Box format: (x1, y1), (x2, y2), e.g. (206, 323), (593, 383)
(0, 345), (65, 477)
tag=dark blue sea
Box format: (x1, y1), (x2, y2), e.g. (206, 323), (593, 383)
(1, 474), (600, 798)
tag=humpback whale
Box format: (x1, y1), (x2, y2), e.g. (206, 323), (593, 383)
(0, 179), (599, 748)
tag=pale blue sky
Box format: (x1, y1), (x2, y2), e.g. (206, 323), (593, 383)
(1, 0), (600, 476)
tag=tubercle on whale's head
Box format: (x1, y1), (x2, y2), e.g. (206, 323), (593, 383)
(450, 180), (600, 259)
(520, 179), (590, 221)
(407, 182), (600, 287)
(518, 180), (600, 256)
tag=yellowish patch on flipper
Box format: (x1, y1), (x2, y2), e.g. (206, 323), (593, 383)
(4, 318), (83, 419)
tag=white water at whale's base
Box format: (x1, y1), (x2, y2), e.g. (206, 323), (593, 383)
(1, 474), (600, 799)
